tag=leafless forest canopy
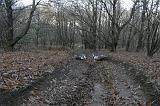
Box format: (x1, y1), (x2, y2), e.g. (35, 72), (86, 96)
(0, 0), (160, 56)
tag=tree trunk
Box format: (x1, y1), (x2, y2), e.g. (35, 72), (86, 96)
(91, 0), (98, 51)
(136, 0), (147, 52)
(4, 0), (14, 51)
(110, 0), (117, 52)
(4, 0), (38, 51)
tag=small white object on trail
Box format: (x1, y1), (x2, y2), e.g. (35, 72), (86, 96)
(74, 54), (87, 60)
(92, 53), (107, 61)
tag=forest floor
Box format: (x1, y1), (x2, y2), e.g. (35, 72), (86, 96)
(0, 50), (159, 106)
(110, 51), (160, 83)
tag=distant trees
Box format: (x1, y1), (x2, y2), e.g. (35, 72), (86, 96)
(66, 0), (160, 56)
(65, 0), (139, 51)
(100, 0), (139, 51)
(127, 0), (160, 56)
(146, 0), (160, 56)
(66, 0), (100, 50)
(1, 0), (160, 56)
(136, 0), (147, 52)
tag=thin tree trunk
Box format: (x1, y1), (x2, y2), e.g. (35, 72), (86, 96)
(4, 0), (14, 51)
(4, 0), (39, 51)
(136, 0), (147, 52)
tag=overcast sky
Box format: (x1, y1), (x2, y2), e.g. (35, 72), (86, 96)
(18, 0), (133, 10)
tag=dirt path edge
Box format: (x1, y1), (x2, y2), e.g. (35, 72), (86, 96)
(0, 61), (69, 106)
(107, 57), (160, 106)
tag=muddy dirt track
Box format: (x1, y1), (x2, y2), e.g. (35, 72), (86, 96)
(0, 53), (159, 106)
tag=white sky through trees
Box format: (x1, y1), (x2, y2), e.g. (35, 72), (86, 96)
(19, 0), (133, 9)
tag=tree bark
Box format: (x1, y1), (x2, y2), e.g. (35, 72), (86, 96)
(4, 0), (14, 51)
(136, 0), (147, 52)
(4, 0), (39, 51)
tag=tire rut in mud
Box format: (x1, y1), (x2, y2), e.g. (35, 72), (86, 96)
(106, 58), (160, 106)
(1, 56), (150, 106)
(104, 61), (146, 106)
(19, 59), (114, 106)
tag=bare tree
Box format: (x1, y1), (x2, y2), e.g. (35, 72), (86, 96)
(146, 0), (160, 56)
(100, 0), (139, 51)
(3, 0), (40, 51)
(136, 0), (148, 52)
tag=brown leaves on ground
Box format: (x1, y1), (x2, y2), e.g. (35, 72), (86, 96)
(110, 51), (160, 81)
(0, 50), (69, 91)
